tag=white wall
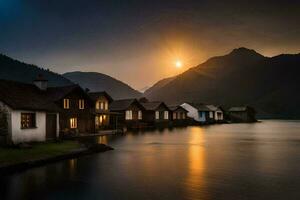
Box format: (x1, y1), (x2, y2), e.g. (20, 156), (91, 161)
(215, 111), (224, 121)
(181, 103), (202, 122)
(11, 110), (46, 144)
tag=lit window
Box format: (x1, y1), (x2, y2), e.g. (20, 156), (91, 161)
(21, 113), (36, 128)
(79, 99), (85, 109)
(173, 112), (177, 119)
(138, 110), (142, 120)
(125, 110), (133, 120)
(104, 102), (108, 110)
(164, 111), (169, 120)
(70, 118), (77, 129)
(96, 101), (100, 109)
(100, 102), (104, 110)
(63, 99), (70, 109)
(155, 111), (159, 120)
(209, 111), (213, 118)
(183, 113), (186, 119)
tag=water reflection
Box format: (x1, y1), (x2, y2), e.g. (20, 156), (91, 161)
(1, 121), (300, 200)
(185, 127), (207, 200)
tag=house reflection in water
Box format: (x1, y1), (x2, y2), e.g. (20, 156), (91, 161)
(185, 127), (207, 200)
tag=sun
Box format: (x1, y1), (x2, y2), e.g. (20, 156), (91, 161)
(175, 60), (182, 68)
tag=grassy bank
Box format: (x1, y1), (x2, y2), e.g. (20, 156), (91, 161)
(0, 141), (82, 166)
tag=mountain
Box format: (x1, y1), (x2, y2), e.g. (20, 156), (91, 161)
(0, 54), (72, 86)
(144, 77), (176, 97)
(144, 47), (300, 119)
(63, 71), (142, 99)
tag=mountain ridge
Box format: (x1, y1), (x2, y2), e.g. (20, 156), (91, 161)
(63, 71), (142, 99)
(144, 47), (300, 118)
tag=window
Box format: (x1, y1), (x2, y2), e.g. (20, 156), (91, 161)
(79, 99), (85, 109)
(63, 99), (70, 109)
(138, 110), (142, 120)
(70, 118), (77, 128)
(182, 113), (186, 119)
(173, 112), (177, 119)
(155, 111), (159, 120)
(104, 102), (108, 110)
(125, 110), (133, 120)
(100, 102), (104, 110)
(209, 111), (213, 118)
(164, 111), (169, 120)
(21, 113), (36, 128)
(96, 101), (100, 109)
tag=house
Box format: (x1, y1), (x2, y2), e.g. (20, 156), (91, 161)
(140, 101), (171, 126)
(168, 105), (188, 126)
(88, 91), (114, 131)
(228, 106), (256, 123)
(206, 105), (224, 122)
(0, 79), (60, 144)
(181, 103), (212, 124)
(109, 99), (145, 128)
(46, 84), (95, 136)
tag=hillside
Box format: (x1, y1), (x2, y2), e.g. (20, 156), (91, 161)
(63, 71), (142, 99)
(144, 48), (300, 118)
(144, 77), (175, 97)
(0, 54), (73, 86)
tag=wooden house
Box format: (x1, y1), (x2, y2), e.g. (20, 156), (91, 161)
(109, 99), (145, 128)
(228, 106), (256, 122)
(0, 79), (60, 144)
(140, 102), (171, 126)
(206, 105), (224, 123)
(46, 84), (95, 136)
(88, 91), (114, 131)
(168, 105), (188, 126)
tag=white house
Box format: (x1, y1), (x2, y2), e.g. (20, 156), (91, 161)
(181, 103), (224, 123)
(0, 79), (60, 144)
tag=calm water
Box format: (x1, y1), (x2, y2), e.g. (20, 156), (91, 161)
(1, 120), (300, 200)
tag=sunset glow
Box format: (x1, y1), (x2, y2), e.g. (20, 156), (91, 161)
(175, 60), (182, 68)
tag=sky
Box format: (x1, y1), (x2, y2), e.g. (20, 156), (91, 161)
(0, 0), (300, 90)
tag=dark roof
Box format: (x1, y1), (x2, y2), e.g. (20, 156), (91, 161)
(141, 102), (165, 111)
(0, 79), (60, 112)
(206, 105), (222, 112)
(110, 99), (143, 111)
(88, 91), (113, 103)
(187, 103), (211, 111)
(228, 106), (249, 112)
(168, 105), (188, 112)
(46, 85), (80, 101)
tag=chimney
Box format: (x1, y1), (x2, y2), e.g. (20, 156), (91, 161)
(33, 74), (48, 91)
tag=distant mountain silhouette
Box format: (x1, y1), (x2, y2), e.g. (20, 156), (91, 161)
(144, 77), (175, 97)
(144, 47), (300, 118)
(64, 71), (142, 99)
(0, 54), (72, 86)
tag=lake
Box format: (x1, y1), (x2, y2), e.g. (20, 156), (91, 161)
(1, 120), (300, 200)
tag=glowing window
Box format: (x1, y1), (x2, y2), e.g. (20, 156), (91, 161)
(70, 118), (77, 129)
(63, 99), (70, 109)
(79, 99), (85, 109)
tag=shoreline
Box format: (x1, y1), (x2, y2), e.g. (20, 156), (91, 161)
(0, 143), (113, 175)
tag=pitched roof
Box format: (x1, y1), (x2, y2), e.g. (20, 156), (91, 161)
(140, 102), (166, 111)
(206, 105), (222, 111)
(228, 106), (248, 112)
(46, 85), (81, 101)
(110, 99), (141, 111)
(88, 91), (113, 103)
(168, 105), (188, 112)
(0, 79), (60, 112)
(186, 103), (211, 111)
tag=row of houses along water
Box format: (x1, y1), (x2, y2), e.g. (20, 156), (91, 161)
(0, 77), (256, 145)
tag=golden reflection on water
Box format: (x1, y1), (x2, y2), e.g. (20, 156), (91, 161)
(185, 127), (206, 199)
(98, 136), (108, 144)
(69, 159), (77, 178)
